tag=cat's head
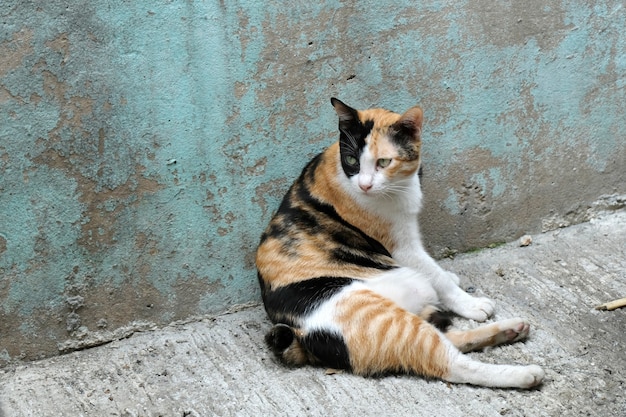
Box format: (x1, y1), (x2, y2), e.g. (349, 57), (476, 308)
(331, 98), (423, 196)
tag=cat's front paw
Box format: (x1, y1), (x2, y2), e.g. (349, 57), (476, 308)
(456, 296), (495, 322)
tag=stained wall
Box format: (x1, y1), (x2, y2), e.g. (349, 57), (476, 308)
(1, 0), (624, 363)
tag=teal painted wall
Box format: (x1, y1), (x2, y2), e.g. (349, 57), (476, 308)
(1, 0), (625, 363)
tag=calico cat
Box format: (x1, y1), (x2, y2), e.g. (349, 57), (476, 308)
(255, 98), (545, 388)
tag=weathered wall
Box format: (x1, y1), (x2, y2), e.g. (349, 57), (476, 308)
(1, 0), (624, 364)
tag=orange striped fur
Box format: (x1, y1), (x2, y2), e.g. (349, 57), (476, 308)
(256, 98), (544, 388)
(335, 289), (449, 377)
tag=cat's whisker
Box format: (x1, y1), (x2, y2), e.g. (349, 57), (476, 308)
(340, 128), (360, 153)
(382, 184), (415, 198)
(378, 190), (395, 202)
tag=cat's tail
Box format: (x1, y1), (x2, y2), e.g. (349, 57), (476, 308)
(265, 324), (313, 367)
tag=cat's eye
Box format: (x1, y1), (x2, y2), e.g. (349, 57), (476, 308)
(377, 158), (392, 168)
(345, 155), (358, 166)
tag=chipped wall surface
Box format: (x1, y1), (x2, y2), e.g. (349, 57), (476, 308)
(0, 1), (625, 363)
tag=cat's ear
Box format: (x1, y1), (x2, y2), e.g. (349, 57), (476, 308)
(399, 106), (423, 132)
(331, 97), (359, 127)
(392, 106), (423, 141)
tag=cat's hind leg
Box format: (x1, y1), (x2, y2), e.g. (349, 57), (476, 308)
(330, 287), (544, 388)
(444, 317), (531, 353)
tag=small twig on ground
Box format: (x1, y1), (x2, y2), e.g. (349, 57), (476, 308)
(595, 297), (626, 311)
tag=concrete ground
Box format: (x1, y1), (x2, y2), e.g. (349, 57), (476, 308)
(1, 210), (625, 417)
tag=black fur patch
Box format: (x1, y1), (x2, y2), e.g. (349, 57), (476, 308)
(302, 329), (351, 370)
(338, 118), (373, 177)
(331, 98), (373, 178)
(260, 276), (355, 324)
(428, 310), (453, 331)
(389, 118), (420, 160)
(302, 152), (324, 185)
(265, 324), (295, 353)
(330, 247), (395, 270)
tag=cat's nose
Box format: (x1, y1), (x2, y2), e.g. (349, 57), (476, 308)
(359, 183), (372, 192)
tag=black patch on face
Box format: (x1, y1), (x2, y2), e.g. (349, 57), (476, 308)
(389, 119), (420, 160)
(339, 119), (374, 177)
(302, 329), (351, 370)
(339, 119), (373, 177)
(331, 99), (374, 177)
(259, 276), (355, 324)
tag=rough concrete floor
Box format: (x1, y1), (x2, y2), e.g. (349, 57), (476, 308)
(1, 210), (625, 417)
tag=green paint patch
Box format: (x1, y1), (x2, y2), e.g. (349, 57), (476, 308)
(465, 241), (507, 254)
(444, 188), (461, 216)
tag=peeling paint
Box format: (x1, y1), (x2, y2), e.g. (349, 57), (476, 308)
(0, 28), (34, 77)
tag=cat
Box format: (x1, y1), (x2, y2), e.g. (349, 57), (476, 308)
(255, 98), (545, 388)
